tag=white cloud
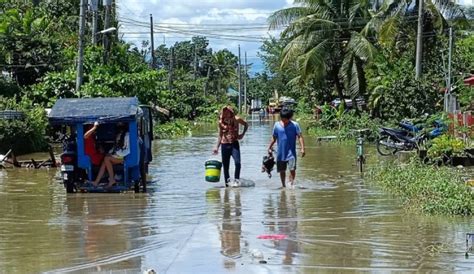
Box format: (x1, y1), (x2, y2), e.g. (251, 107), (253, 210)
(116, 0), (290, 73)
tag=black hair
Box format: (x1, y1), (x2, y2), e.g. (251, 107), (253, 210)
(117, 122), (127, 132)
(116, 123), (128, 149)
(280, 108), (294, 119)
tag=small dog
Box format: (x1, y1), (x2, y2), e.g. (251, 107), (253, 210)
(262, 152), (275, 178)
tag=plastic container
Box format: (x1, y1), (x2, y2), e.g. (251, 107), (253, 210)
(205, 159), (222, 182)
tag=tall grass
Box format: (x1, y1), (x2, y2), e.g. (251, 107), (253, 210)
(367, 161), (474, 215)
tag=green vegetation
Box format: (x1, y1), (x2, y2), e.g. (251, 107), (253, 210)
(260, 0), (472, 135)
(0, 96), (48, 154)
(0, 0), (472, 149)
(264, 0), (469, 106)
(428, 135), (466, 158)
(0, 1), (245, 149)
(154, 119), (193, 139)
(307, 107), (382, 141)
(367, 160), (474, 215)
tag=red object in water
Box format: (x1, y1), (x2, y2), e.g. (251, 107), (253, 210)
(257, 234), (288, 240)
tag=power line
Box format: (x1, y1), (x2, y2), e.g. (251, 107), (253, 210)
(119, 15), (420, 29)
(120, 28), (439, 45)
(118, 16), (420, 42)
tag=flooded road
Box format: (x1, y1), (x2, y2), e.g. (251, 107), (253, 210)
(0, 116), (473, 273)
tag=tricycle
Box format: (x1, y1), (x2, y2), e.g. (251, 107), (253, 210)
(48, 97), (153, 193)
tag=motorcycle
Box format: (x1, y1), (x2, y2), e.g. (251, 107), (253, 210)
(376, 120), (446, 156)
(58, 133), (78, 193)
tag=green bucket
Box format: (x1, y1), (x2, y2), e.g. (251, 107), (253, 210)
(205, 160), (222, 183)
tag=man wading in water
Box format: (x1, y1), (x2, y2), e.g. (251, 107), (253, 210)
(213, 106), (248, 187)
(268, 108), (305, 188)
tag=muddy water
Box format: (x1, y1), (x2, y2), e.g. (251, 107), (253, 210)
(0, 116), (473, 273)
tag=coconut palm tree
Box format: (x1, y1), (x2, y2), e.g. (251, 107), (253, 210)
(268, 0), (378, 103)
(366, 0), (468, 114)
(375, 0), (468, 50)
(209, 49), (238, 95)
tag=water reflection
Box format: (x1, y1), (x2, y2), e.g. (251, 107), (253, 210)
(220, 189), (242, 268)
(0, 121), (473, 272)
(47, 195), (150, 272)
(263, 190), (299, 265)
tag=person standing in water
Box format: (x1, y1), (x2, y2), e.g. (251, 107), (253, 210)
(268, 108), (305, 188)
(213, 106), (249, 187)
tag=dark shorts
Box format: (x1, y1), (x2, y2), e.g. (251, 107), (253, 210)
(277, 158), (297, 172)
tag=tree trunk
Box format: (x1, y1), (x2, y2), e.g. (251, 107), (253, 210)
(334, 73), (344, 103)
(353, 57), (366, 115)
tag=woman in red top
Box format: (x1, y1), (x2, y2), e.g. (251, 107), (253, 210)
(213, 106), (248, 187)
(84, 122), (104, 167)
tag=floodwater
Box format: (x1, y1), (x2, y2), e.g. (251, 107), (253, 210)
(0, 115), (473, 273)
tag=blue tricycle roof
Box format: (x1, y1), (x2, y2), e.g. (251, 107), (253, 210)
(48, 97), (142, 125)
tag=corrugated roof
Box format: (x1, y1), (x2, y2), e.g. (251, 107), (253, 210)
(48, 97), (141, 125)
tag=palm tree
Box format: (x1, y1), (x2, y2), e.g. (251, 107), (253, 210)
(367, 0), (467, 114)
(375, 0), (468, 50)
(209, 49), (238, 96)
(268, 0), (377, 104)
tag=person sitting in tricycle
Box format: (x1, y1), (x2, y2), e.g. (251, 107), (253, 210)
(84, 121), (105, 167)
(92, 122), (130, 188)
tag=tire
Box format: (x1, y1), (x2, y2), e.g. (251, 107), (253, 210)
(376, 135), (398, 156)
(357, 156), (363, 173)
(442, 154), (453, 166)
(140, 163), (147, 193)
(134, 182), (140, 193)
(65, 179), (75, 193)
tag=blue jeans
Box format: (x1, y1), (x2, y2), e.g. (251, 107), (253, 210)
(221, 141), (241, 185)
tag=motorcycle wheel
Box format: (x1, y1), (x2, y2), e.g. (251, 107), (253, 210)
(376, 135), (398, 156)
(65, 179), (75, 193)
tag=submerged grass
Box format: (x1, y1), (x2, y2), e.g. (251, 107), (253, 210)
(154, 119), (193, 139)
(304, 111), (381, 142)
(367, 160), (474, 215)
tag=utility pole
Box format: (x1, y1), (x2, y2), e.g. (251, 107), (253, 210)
(445, 27), (453, 112)
(447, 27), (453, 94)
(415, 0), (423, 79)
(204, 66), (211, 97)
(194, 43), (198, 80)
(169, 47), (174, 91)
(238, 45), (242, 113)
(150, 14), (155, 68)
(103, 0), (112, 63)
(244, 51), (248, 114)
(75, 0), (87, 92)
(91, 0), (98, 45)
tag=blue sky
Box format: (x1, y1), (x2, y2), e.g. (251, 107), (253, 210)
(116, 0), (293, 73)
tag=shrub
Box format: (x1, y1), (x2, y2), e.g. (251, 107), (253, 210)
(428, 134), (466, 158)
(153, 119), (192, 139)
(366, 54), (444, 121)
(0, 96), (48, 154)
(307, 109), (381, 141)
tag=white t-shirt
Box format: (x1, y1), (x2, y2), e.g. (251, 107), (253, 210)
(110, 132), (130, 158)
